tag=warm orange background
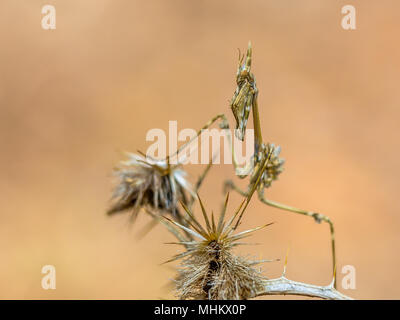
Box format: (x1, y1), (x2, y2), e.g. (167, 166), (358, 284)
(0, 1), (399, 299)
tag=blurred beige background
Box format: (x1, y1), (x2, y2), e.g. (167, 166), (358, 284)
(0, 0), (399, 299)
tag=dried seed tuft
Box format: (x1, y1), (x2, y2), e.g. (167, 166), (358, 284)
(107, 152), (194, 222)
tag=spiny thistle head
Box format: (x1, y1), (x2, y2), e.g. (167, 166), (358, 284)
(107, 152), (194, 222)
(164, 193), (273, 300)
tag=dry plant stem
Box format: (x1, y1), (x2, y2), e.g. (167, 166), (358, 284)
(224, 180), (337, 288)
(256, 277), (352, 300)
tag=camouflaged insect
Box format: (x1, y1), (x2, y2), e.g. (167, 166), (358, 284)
(226, 43), (336, 280)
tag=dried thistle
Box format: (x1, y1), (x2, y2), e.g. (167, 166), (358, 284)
(160, 191), (351, 300)
(164, 194), (273, 300)
(106, 41), (353, 300)
(107, 152), (194, 222)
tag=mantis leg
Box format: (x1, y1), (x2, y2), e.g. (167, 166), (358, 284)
(257, 190), (337, 288)
(224, 179), (337, 288)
